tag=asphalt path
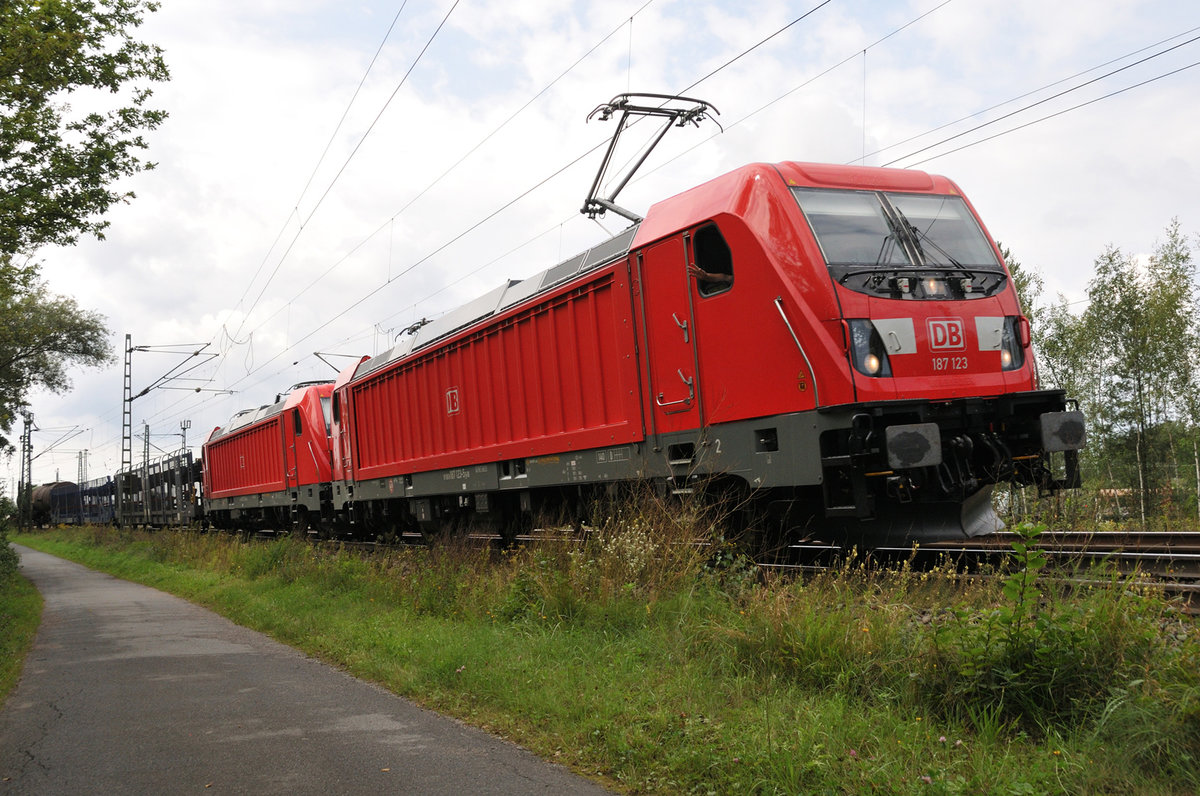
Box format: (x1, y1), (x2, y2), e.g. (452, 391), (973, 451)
(0, 545), (611, 795)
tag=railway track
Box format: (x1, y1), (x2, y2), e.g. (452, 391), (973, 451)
(837, 530), (1200, 613)
(270, 524), (1200, 612)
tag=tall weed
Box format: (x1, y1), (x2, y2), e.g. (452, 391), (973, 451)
(922, 523), (1182, 737)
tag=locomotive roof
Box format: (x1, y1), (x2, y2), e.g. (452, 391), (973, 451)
(207, 381), (334, 445)
(205, 399), (286, 444)
(347, 160), (951, 386)
(355, 223), (640, 380)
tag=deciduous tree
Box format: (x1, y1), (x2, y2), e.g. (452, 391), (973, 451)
(0, 256), (113, 451)
(0, 1), (167, 450)
(0, 0), (169, 255)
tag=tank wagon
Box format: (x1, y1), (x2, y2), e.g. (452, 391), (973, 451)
(318, 158), (1083, 543)
(30, 481), (80, 525)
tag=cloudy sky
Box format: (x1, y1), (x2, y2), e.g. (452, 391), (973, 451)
(11, 0), (1200, 488)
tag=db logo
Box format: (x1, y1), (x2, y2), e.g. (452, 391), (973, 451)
(928, 318), (965, 350)
(445, 387), (461, 416)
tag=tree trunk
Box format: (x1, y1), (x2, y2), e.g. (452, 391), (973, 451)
(1194, 439), (1199, 527)
(1136, 430), (1146, 530)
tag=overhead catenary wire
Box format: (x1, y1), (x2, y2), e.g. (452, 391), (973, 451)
(883, 30), (1200, 167)
(862, 23), (1200, 164)
(900, 58), (1200, 168)
(128, 8), (1198, 436)
(227, 0), (462, 344)
(641, 0), (959, 178)
(177, 1), (844, 400)
(189, 1), (667, 398)
(222, 4), (413, 340)
(77, 9), (1200, 470)
(132, 1), (466, 452)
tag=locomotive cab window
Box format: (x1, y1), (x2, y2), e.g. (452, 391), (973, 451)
(691, 223), (733, 297)
(292, 408), (303, 436)
(792, 187), (1006, 300)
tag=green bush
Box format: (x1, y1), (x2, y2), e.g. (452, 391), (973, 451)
(0, 506), (18, 581)
(921, 524), (1172, 735)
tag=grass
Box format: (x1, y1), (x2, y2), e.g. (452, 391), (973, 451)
(11, 507), (1200, 795)
(0, 570), (43, 708)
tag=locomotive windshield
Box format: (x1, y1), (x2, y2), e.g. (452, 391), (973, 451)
(792, 187), (1006, 299)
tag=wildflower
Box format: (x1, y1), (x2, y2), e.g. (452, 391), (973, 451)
(1053, 750), (1061, 756)
(848, 749), (858, 760)
(938, 736), (946, 743)
(920, 775), (932, 784)
(455, 665), (466, 674)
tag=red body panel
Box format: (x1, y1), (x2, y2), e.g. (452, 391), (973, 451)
(203, 384), (333, 500)
(204, 417), (287, 499)
(342, 269), (643, 483)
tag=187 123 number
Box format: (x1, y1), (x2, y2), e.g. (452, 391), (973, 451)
(932, 356), (968, 372)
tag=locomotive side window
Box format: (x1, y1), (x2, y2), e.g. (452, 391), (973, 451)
(691, 223), (733, 297)
(293, 408), (303, 436)
(321, 397), (333, 434)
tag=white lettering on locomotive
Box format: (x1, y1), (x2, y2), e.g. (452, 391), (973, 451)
(927, 318), (965, 350)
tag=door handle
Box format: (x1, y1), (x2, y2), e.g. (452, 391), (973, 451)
(655, 369), (694, 409)
(672, 313), (689, 343)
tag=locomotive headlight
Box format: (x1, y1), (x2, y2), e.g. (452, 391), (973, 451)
(847, 319), (892, 378)
(1000, 316), (1024, 371)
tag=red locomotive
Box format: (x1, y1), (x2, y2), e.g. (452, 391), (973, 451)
(203, 381), (334, 531)
(203, 96), (1084, 543)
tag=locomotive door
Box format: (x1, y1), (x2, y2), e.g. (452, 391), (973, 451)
(636, 236), (701, 435)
